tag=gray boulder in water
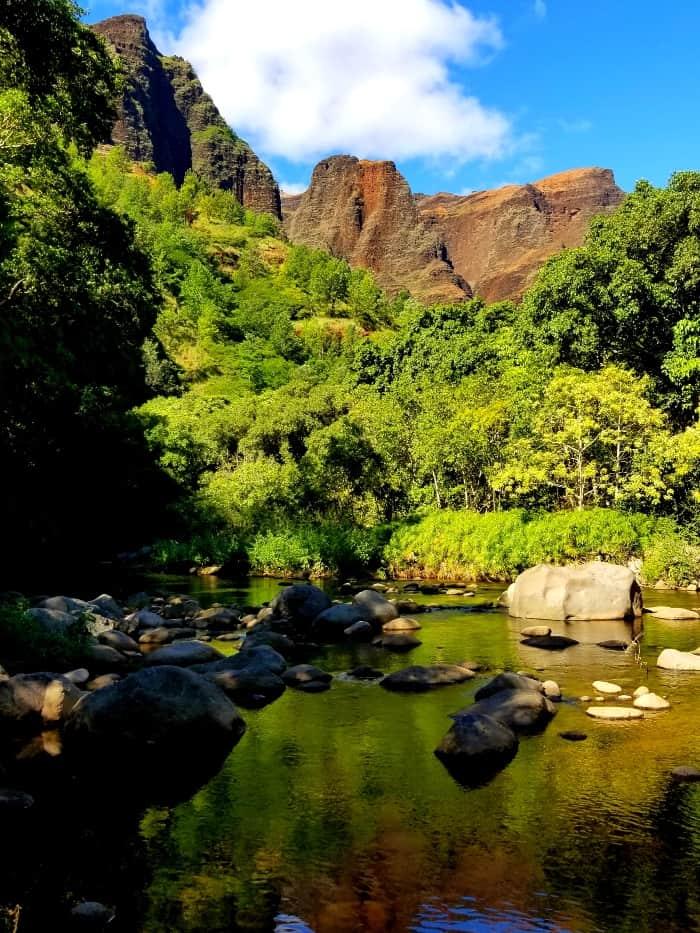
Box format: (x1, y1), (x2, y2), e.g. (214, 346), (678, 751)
(509, 562), (642, 621)
(143, 641), (223, 667)
(380, 664), (475, 692)
(66, 666), (245, 761)
(352, 590), (399, 627)
(270, 584), (332, 631)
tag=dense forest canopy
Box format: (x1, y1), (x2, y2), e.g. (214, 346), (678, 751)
(3, 0), (700, 583)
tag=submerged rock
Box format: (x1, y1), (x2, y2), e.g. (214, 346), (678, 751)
(347, 666), (384, 680)
(474, 673), (544, 701)
(597, 640), (629, 651)
(376, 633), (422, 652)
(559, 731), (588, 742)
(647, 606), (700, 620)
(380, 664), (475, 692)
(671, 766), (700, 782)
(282, 664), (332, 689)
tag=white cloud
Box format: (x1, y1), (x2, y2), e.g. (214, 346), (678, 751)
(167, 0), (511, 165)
(533, 0), (547, 18)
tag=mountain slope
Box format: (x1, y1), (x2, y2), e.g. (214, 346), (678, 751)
(284, 156), (470, 303)
(93, 14), (281, 217)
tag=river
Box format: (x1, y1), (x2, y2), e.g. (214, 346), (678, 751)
(3, 577), (700, 932)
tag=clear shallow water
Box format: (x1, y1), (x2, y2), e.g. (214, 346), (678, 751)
(4, 579), (700, 932)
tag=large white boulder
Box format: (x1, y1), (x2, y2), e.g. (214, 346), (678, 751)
(657, 649), (700, 671)
(509, 563), (642, 621)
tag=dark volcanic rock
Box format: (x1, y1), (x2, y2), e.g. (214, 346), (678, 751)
(435, 712), (519, 787)
(93, 15), (281, 216)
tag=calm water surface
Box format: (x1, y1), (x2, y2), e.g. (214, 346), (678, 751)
(6, 578), (700, 932)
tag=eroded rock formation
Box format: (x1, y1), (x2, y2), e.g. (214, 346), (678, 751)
(92, 14), (281, 217)
(417, 168), (623, 302)
(284, 156), (470, 304)
(284, 161), (623, 303)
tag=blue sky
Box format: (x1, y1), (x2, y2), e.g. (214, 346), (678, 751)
(84, 0), (700, 197)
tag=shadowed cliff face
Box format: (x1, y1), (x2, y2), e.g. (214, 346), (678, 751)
(285, 156), (470, 303)
(417, 168), (624, 302)
(285, 162), (623, 304)
(92, 15), (281, 218)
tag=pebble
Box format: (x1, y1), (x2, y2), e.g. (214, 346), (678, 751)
(542, 680), (561, 700)
(592, 681), (622, 695)
(586, 707), (644, 720)
(521, 626), (552, 637)
(633, 686), (650, 698)
(633, 692), (670, 710)
(559, 731), (588, 742)
(579, 696), (592, 703)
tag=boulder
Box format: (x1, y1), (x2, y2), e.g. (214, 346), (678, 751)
(143, 641), (223, 667)
(474, 673), (544, 701)
(87, 644), (128, 671)
(633, 685), (650, 698)
(138, 627), (174, 645)
(498, 583), (516, 609)
(66, 666), (245, 765)
(270, 584), (332, 631)
(646, 606), (700, 620)
(586, 706), (644, 720)
(281, 664), (332, 693)
(65, 669), (90, 687)
(209, 668), (286, 708)
(509, 562), (642, 621)
(99, 630), (139, 652)
(392, 599), (425, 615)
(633, 692), (670, 710)
(313, 603), (367, 639)
(83, 613), (115, 638)
(435, 712), (519, 785)
(380, 664), (475, 692)
(456, 689), (557, 734)
(382, 617), (421, 632)
(119, 609), (165, 635)
(344, 620), (373, 640)
(0, 673), (82, 727)
(242, 628), (296, 656)
(27, 607), (77, 634)
(37, 595), (90, 614)
(521, 634), (579, 650)
(193, 645), (287, 678)
(281, 664), (332, 687)
(89, 595), (123, 621)
(69, 901), (115, 930)
(194, 607), (240, 631)
(352, 590), (399, 627)
(657, 649), (700, 671)
(162, 596), (200, 620)
(376, 633), (422, 652)
(671, 766), (700, 783)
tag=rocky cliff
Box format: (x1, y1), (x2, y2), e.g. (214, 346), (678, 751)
(417, 168), (624, 302)
(284, 156), (469, 303)
(285, 161), (623, 303)
(93, 15), (281, 218)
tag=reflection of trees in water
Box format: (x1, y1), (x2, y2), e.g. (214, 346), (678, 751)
(540, 777), (700, 932)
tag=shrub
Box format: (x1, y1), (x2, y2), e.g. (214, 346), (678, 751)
(641, 519), (700, 586)
(149, 531), (243, 570)
(248, 523), (388, 577)
(0, 599), (92, 673)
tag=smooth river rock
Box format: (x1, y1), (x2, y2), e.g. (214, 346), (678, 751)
(592, 680), (622, 695)
(586, 706), (644, 720)
(646, 606), (700, 620)
(380, 664), (475, 692)
(352, 589), (399, 627)
(521, 634), (579, 650)
(143, 641), (224, 667)
(657, 649), (700, 671)
(435, 712), (519, 786)
(509, 562), (642, 621)
(383, 617), (422, 632)
(455, 689), (557, 734)
(633, 692), (670, 710)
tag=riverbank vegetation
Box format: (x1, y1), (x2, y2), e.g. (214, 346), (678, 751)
(4, 2), (700, 587)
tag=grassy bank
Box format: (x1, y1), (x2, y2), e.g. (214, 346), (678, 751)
(148, 508), (700, 586)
